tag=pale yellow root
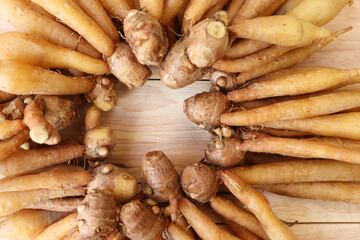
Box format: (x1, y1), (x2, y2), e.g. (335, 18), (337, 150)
(0, 187), (85, 217)
(140, 0), (163, 20)
(259, 182), (360, 204)
(244, 152), (305, 165)
(251, 126), (311, 138)
(224, 39), (271, 59)
(24, 98), (61, 145)
(0, 145), (84, 178)
(229, 68), (360, 101)
(74, 0), (119, 43)
(239, 133), (360, 164)
(259, 0), (288, 17)
(99, 0), (133, 20)
(31, 0), (114, 56)
(182, 0), (218, 35)
(66, 230), (80, 240)
(222, 90), (360, 126)
(0, 210), (69, 240)
(202, 0), (229, 19)
(0, 32), (108, 75)
(314, 137), (360, 152)
(0, 128), (29, 162)
(226, 0), (245, 24)
(220, 170), (296, 240)
(274, 0), (302, 15)
(34, 212), (78, 240)
(179, 198), (241, 240)
(263, 112), (360, 140)
(166, 222), (196, 240)
(0, 0), (101, 58)
(26, 198), (83, 212)
(232, 0), (277, 24)
(0, 165), (90, 192)
(27, 1), (56, 20)
(229, 15), (332, 47)
(223, 218), (262, 240)
(0, 91), (15, 103)
(177, 0), (190, 25)
(160, 0), (184, 25)
(0, 61), (94, 95)
(0, 120), (25, 140)
(232, 159), (360, 185)
(85, 105), (101, 130)
(210, 196), (269, 240)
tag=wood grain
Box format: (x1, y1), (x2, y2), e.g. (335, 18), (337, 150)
(0, 2), (360, 239)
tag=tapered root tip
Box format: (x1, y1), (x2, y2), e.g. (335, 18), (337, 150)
(30, 126), (50, 144)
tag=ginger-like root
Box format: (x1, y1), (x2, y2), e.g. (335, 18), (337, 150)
(205, 137), (245, 167)
(88, 164), (138, 203)
(1, 97), (25, 120)
(120, 200), (165, 240)
(83, 105), (116, 159)
(142, 151), (182, 221)
(77, 192), (117, 240)
(183, 92), (231, 130)
(124, 10), (169, 66)
(106, 42), (152, 89)
(160, 38), (207, 89)
(210, 70), (237, 93)
(180, 163), (220, 203)
(87, 76), (118, 111)
(187, 11), (230, 67)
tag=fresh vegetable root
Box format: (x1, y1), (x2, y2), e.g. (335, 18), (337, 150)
(77, 192), (117, 239)
(223, 218), (263, 240)
(88, 164), (138, 203)
(0, 120), (25, 140)
(0, 32), (108, 75)
(31, 0), (114, 56)
(34, 212), (78, 240)
(120, 200), (165, 240)
(180, 162), (220, 203)
(1, 97), (26, 120)
(140, 0), (163, 20)
(160, 38), (207, 89)
(210, 71), (237, 92)
(26, 198), (83, 212)
(232, 0), (277, 24)
(179, 197), (241, 240)
(124, 10), (169, 66)
(106, 42), (152, 89)
(258, 182), (360, 204)
(0, 91), (15, 104)
(184, 91), (230, 130)
(0, 128), (29, 162)
(0, 0), (101, 58)
(86, 76), (118, 111)
(160, 0), (184, 26)
(98, 0), (133, 20)
(226, 0), (246, 24)
(222, 90), (360, 126)
(0, 145), (84, 178)
(220, 170), (296, 240)
(166, 222), (196, 240)
(187, 12), (230, 68)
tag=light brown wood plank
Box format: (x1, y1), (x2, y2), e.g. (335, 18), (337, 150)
(290, 224), (360, 240)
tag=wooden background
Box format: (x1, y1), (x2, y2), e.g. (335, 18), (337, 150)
(1, 2), (360, 239)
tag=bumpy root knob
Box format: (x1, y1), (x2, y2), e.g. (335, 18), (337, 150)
(205, 137), (245, 167)
(141, 151), (182, 203)
(83, 126), (116, 159)
(106, 42), (152, 89)
(88, 164), (138, 203)
(183, 92), (231, 130)
(1, 97), (25, 120)
(77, 192), (117, 240)
(187, 14), (230, 68)
(87, 76), (118, 111)
(124, 10), (169, 66)
(160, 38), (207, 89)
(210, 71), (237, 92)
(120, 200), (165, 240)
(180, 163), (220, 203)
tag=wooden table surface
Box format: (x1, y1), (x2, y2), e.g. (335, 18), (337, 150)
(1, 2), (360, 239)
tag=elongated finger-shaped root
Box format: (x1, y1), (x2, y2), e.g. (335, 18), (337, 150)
(140, 0), (163, 20)
(0, 128), (29, 162)
(106, 42), (152, 89)
(0, 145), (84, 178)
(98, 0), (133, 20)
(166, 222), (196, 240)
(0, 210), (69, 240)
(160, 0), (184, 26)
(0, 91), (15, 104)
(0, 32), (108, 75)
(223, 218), (262, 240)
(87, 76), (118, 111)
(220, 170), (296, 240)
(27, 198), (83, 212)
(31, 0), (114, 56)
(232, 0), (277, 24)
(0, 120), (25, 140)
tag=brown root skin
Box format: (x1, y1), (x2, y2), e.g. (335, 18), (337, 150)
(23, 98), (60, 145)
(205, 137), (245, 167)
(107, 42), (152, 89)
(124, 10), (169, 66)
(187, 15), (230, 68)
(1, 97), (25, 120)
(77, 192), (117, 240)
(141, 151), (182, 203)
(210, 70), (237, 93)
(0, 91), (15, 104)
(184, 92), (231, 130)
(86, 76), (118, 112)
(160, 38), (208, 89)
(180, 162), (220, 203)
(88, 164), (138, 203)
(120, 200), (165, 240)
